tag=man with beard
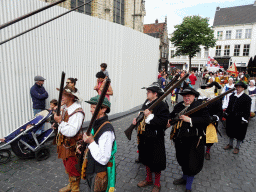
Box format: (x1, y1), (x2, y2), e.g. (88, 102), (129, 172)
(134, 83), (169, 192)
(168, 87), (210, 192)
(223, 81), (251, 154)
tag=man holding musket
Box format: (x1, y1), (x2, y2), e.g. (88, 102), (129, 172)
(54, 85), (85, 192)
(79, 95), (116, 192)
(223, 81), (251, 154)
(135, 83), (169, 192)
(168, 87), (210, 192)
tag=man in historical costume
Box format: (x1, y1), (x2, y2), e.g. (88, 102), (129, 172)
(197, 84), (223, 160)
(54, 86), (85, 192)
(168, 87), (210, 192)
(134, 83), (169, 192)
(223, 81), (251, 154)
(81, 95), (116, 192)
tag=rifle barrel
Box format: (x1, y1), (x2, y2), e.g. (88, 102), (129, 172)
(164, 74), (180, 91)
(149, 73), (189, 110)
(0, 0), (93, 46)
(86, 78), (111, 134)
(57, 72), (66, 116)
(185, 87), (236, 116)
(124, 73), (189, 140)
(170, 87), (236, 124)
(0, 0), (67, 30)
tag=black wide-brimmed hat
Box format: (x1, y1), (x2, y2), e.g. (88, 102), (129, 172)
(145, 82), (164, 96)
(178, 87), (200, 97)
(235, 81), (247, 89)
(201, 82), (222, 90)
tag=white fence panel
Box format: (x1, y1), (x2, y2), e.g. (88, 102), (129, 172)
(0, 0), (159, 138)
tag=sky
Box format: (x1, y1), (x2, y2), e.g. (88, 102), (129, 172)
(144, 0), (255, 34)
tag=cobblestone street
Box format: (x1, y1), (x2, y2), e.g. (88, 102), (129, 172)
(1, 105), (256, 192)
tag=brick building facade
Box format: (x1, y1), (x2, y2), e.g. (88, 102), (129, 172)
(41, 0), (145, 32)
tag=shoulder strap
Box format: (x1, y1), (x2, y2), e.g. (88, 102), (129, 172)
(93, 121), (110, 138)
(69, 108), (85, 117)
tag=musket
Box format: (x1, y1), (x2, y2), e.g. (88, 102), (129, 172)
(76, 78), (111, 172)
(170, 87), (236, 125)
(164, 74), (180, 92)
(124, 73), (189, 140)
(56, 72), (66, 116)
(52, 72), (65, 144)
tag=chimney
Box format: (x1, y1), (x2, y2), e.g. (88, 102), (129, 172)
(165, 16), (167, 23)
(155, 19), (158, 24)
(216, 6), (220, 11)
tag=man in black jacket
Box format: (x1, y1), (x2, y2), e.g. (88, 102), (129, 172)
(30, 75), (48, 134)
(134, 83), (169, 192)
(168, 87), (210, 192)
(223, 81), (251, 154)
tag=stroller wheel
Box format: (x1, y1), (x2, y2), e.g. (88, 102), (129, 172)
(35, 147), (50, 161)
(0, 149), (11, 164)
(10, 140), (35, 159)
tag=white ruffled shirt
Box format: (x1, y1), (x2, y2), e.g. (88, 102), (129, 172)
(58, 102), (84, 137)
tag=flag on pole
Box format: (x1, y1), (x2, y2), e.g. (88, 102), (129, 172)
(227, 62), (239, 77)
(207, 56), (220, 67)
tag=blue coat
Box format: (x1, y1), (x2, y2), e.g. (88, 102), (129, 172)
(30, 83), (48, 109)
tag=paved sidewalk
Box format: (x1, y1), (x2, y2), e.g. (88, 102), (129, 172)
(1, 79), (256, 192)
(0, 111), (255, 192)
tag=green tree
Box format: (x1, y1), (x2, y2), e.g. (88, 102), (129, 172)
(170, 16), (216, 72)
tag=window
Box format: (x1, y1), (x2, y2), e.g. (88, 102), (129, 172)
(234, 45), (240, 56)
(171, 50), (175, 58)
(71, 0), (91, 15)
(204, 48), (209, 58)
(197, 51), (201, 58)
(215, 45), (221, 56)
(182, 55), (187, 59)
(236, 29), (242, 39)
(226, 30), (232, 39)
(113, 0), (125, 25)
(243, 44), (250, 56)
(224, 45), (230, 56)
(217, 31), (223, 40)
(245, 29), (252, 39)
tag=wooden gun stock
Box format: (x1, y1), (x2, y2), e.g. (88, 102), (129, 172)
(124, 112), (144, 140)
(124, 73), (189, 140)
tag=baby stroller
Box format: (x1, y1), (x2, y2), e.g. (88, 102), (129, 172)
(0, 110), (54, 164)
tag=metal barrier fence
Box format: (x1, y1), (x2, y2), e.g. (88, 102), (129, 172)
(0, 0), (159, 137)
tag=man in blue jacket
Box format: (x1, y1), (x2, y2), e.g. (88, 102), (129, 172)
(30, 75), (48, 134)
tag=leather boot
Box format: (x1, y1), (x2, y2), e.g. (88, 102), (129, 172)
(70, 176), (80, 192)
(59, 176), (71, 192)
